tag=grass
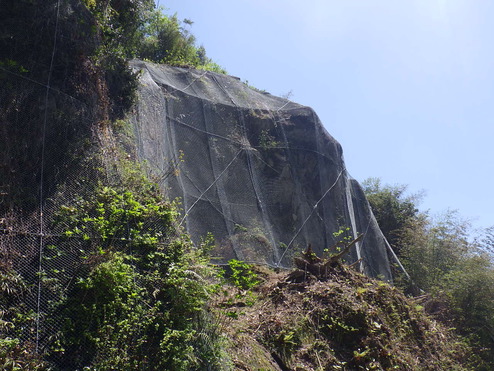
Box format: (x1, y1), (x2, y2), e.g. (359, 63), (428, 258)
(214, 261), (475, 370)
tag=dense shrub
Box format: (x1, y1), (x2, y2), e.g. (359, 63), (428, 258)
(136, 7), (226, 73)
(364, 178), (494, 367)
(56, 186), (223, 369)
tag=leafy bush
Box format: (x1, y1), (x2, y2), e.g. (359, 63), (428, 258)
(227, 259), (260, 291)
(362, 177), (423, 251)
(55, 186), (224, 369)
(136, 7), (226, 73)
(364, 178), (494, 367)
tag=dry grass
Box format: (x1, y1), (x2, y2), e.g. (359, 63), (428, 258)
(215, 262), (474, 370)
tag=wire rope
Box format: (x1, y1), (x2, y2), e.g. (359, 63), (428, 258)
(36, 0), (61, 353)
(147, 65), (209, 96)
(276, 168), (345, 266)
(167, 114), (238, 144)
(180, 172), (241, 226)
(179, 148), (243, 226)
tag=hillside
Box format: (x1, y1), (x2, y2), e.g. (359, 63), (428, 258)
(217, 260), (473, 370)
(0, 1), (486, 369)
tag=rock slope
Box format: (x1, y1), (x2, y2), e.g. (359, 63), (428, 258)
(130, 60), (395, 279)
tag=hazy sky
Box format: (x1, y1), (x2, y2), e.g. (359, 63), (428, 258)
(160, 0), (494, 229)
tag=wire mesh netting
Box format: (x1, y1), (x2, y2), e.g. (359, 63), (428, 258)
(0, 0), (162, 366)
(129, 60), (398, 279)
(0, 1), (408, 366)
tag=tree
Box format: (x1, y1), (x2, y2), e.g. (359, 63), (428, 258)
(362, 177), (423, 251)
(136, 7), (226, 73)
(82, 0), (154, 57)
(364, 178), (494, 367)
(401, 210), (471, 291)
(477, 225), (494, 256)
(439, 253), (494, 363)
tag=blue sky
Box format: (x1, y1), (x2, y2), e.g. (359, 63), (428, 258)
(160, 0), (494, 229)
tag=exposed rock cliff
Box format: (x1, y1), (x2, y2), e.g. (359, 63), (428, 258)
(0, 3), (480, 369)
(130, 60), (395, 279)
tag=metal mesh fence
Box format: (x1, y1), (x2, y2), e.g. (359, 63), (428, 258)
(0, 1), (406, 367)
(129, 60), (396, 279)
(1, 2), (134, 365)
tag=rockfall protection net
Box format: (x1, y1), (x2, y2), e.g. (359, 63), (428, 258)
(129, 60), (402, 280)
(0, 2), (407, 365)
(0, 1), (157, 364)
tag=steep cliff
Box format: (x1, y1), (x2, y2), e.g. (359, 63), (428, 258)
(130, 60), (395, 279)
(0, 2), (483, 369)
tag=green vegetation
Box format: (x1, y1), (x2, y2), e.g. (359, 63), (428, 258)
(363, 177), (494, 368)
(226, 259), (260, 291)
(82, 0), (225, 72)
(0, 126), (227, 370)
(258, 129), (280, 149)
(0, 271), (47, 370)
(362, 177), (422, 251)
(55, 185), (222, 369)
(218, 260), (475, 370)
(137, 9), (226, 73)
(1, 1), (492, 369)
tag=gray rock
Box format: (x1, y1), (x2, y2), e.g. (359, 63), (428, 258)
(129, 60), (394, 280)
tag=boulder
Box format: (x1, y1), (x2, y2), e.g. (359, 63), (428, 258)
(129, 60), (393, 280)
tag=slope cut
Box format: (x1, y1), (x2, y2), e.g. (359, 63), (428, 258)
(130, 60), (394, 279)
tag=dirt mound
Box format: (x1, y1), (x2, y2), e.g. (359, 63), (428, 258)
(218, 262), (473, 370)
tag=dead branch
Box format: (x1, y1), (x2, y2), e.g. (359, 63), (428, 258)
(293, 234), (364, 279)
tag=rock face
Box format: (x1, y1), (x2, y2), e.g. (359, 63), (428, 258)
(130, 60), (393, 279)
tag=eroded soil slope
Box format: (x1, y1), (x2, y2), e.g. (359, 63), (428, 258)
(217, 262), (473, 370)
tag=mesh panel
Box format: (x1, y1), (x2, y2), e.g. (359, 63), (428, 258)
(129, 60), (395, 278)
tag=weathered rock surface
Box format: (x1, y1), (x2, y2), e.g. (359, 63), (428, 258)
(129, 60), (393, 279)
